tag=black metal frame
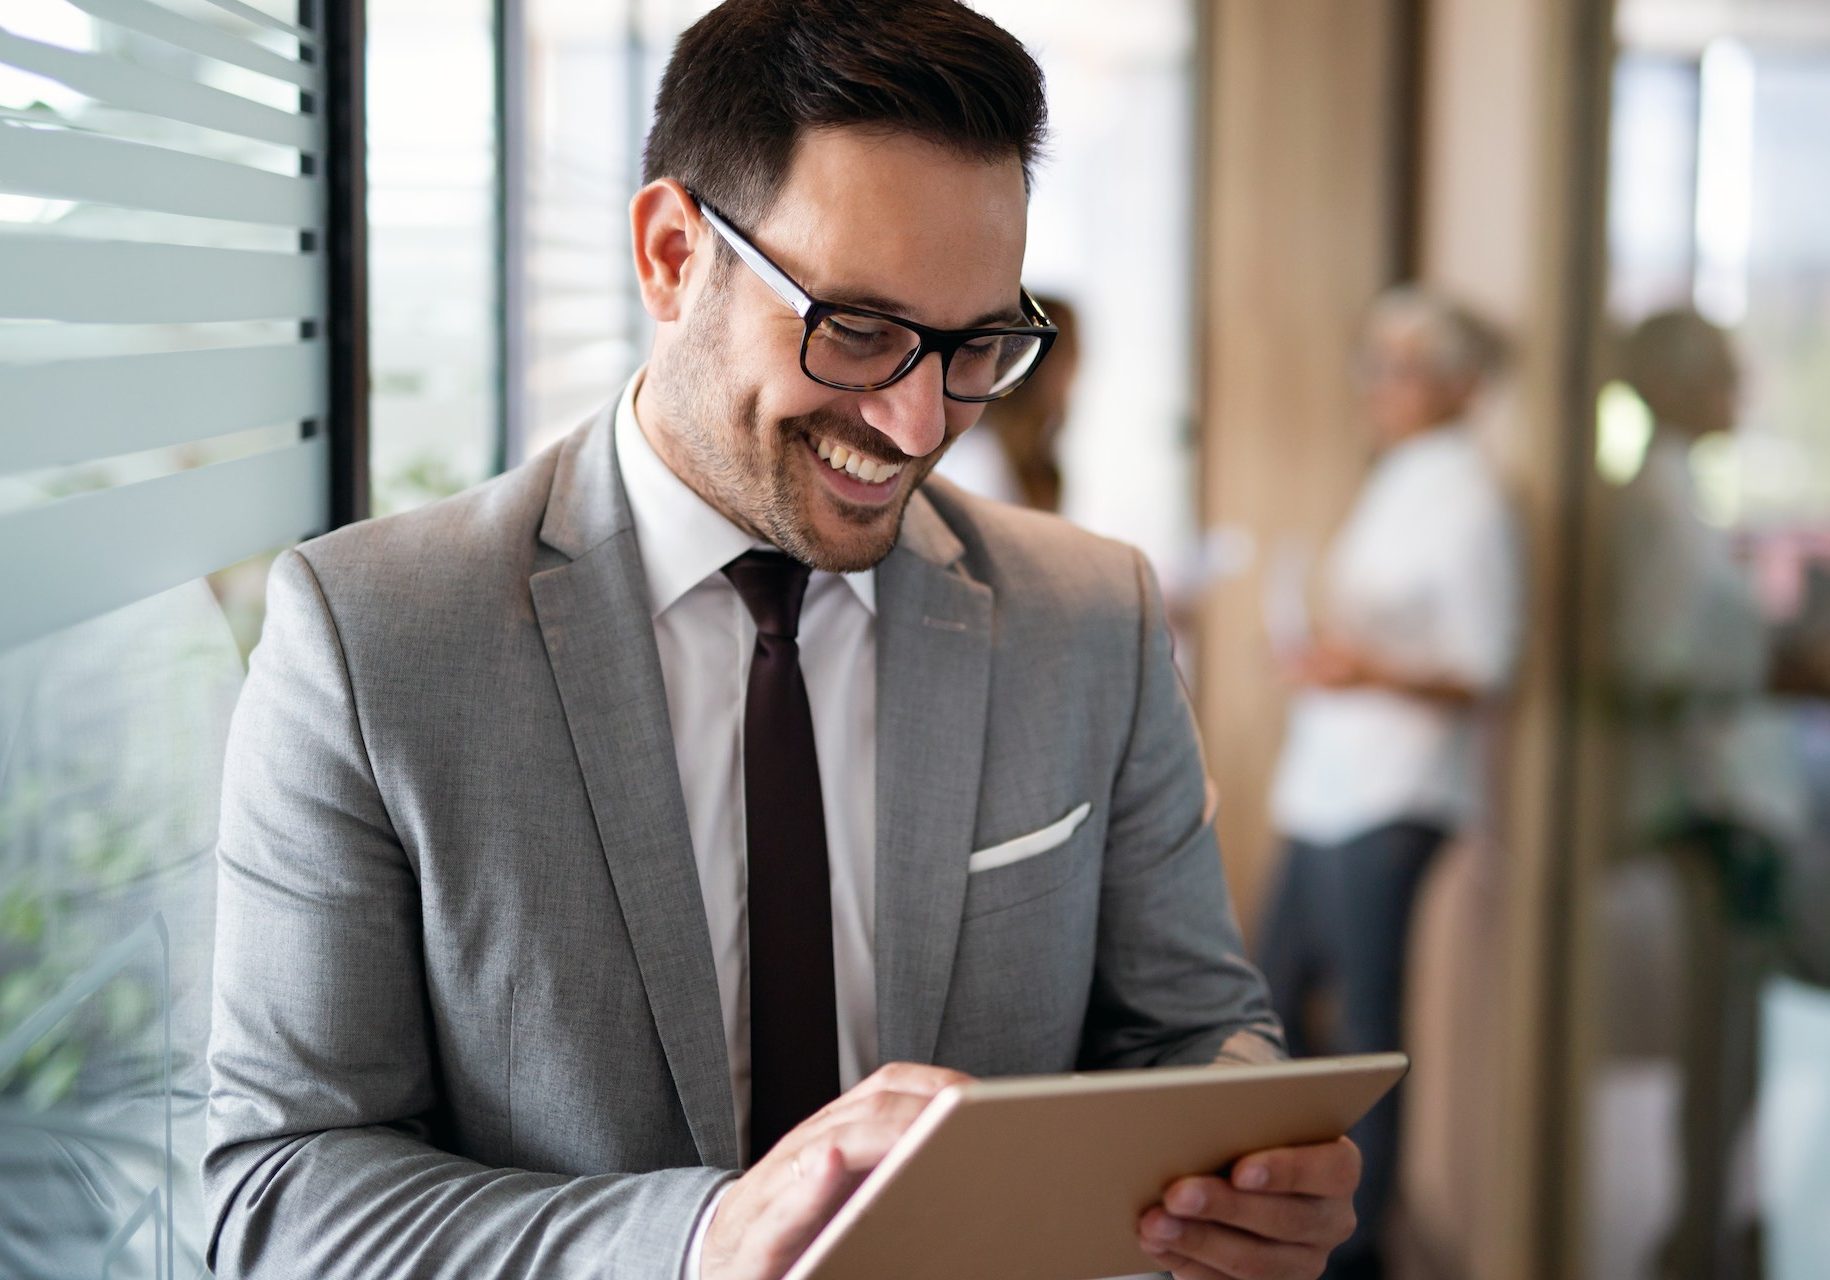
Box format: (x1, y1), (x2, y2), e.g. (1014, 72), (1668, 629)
(1538, 1), (1621, 1274)
(317, 0), (370, 528)
(794, 293), (1057, 404)
(494, 0), (527, 475)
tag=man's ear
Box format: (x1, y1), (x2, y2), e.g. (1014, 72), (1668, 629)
(630, 178), (712, 323)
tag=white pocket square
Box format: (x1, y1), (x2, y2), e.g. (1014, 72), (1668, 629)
(966, 802), (1093, 874)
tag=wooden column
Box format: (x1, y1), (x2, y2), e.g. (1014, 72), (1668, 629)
(1194, 0), (1408, 938)
(1411, 0), (1613, 1277)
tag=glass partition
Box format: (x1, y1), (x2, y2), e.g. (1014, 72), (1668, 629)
(0, 0), (337, 1273)
(366, 0), (497, 514)
(1580, 5), (1830, 1277)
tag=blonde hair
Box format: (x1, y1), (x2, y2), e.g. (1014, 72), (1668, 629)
(1365, 285), (1507, 383)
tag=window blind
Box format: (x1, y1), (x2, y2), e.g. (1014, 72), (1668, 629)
(0, 0), (333, 651)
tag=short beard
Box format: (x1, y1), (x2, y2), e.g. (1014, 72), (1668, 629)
(648, 280), (941, 574)
(767, 404), (941, 573)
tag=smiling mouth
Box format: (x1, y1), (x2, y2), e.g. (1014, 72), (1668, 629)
(811, 433), (906, 486)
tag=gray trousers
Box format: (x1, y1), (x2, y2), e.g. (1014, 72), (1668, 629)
(1256, 821), (1446, 1277)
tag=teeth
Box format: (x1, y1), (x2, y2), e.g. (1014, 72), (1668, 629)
(811, 435), (903, 485)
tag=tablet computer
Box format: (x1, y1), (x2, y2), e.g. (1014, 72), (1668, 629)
(783, 1052), (1409, 1280)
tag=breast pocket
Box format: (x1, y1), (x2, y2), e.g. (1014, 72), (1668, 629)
(962, 802), (1094, 919)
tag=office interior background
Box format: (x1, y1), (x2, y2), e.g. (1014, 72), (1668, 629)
(2, 0), (1828, 1276)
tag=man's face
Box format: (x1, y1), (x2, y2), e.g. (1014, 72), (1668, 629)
(649, 128), (1030, 572)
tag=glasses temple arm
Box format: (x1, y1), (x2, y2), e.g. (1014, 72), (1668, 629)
(692, 196), (815, 319)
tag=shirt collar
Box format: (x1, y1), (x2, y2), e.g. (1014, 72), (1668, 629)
(613, 371), (876, 618)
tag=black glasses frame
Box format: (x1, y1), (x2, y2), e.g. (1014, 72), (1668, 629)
(688, 191), (1058, 403)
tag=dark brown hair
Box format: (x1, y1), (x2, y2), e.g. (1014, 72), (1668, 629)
(642, 0), (1047, 225)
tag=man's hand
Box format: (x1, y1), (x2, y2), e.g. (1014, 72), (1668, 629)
(1285, 642), (1478, 706)
(700, 1062), (971, 1280)
(1136, 1137), (1361, 1280)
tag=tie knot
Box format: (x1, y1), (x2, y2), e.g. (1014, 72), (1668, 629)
(722, 550), (813, 639)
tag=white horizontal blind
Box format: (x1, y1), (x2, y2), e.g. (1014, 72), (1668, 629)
(0, 0), (331, 650)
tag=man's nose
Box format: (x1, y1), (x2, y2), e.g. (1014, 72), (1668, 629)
(858, 351), (948, 458)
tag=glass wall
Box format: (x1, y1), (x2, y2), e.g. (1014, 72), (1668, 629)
(366, 0), (498, 514)
(511, 0), (652, 458)
(1581, 4), (1830, 1277)
(0, 0), (336, 1274)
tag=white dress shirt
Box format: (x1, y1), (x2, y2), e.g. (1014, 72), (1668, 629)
(615, 374), (882, 1159)
(616, 376), (879, 1275)
(1271, 425), (1520, 845)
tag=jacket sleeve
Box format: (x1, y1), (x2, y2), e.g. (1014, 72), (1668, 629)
(203, 548), (728, 1279)
(1077, 549), (1286, 1071)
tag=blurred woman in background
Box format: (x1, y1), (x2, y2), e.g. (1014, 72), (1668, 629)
(1258, 286), (1521, 1280)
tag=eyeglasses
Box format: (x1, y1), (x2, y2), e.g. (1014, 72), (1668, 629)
(689, 192), (1057, 403)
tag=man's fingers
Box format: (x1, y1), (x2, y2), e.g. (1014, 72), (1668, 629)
(1158, 1174), (1352, 1247)
(1138, 1245), (1239, 1280)
(789, 1085), (938, 1153)
(849, 1060), (973, 1100)
(745, 1146), (853, 1272)
(770, 1143), (851, 1224)
(784, 1062), (966, 1146)
(791, 1116), (928, 1179)
(1140, 1211), (1322, 1280)
(753, 1128), (909, 1266)
(763, 1111), (939, 1235)
(1230, 1137), (1362, 1198)
(1141, 1142), (1359, 1277)
(708, 1069), (976, 1278)
(711, 1084), (958, 1275)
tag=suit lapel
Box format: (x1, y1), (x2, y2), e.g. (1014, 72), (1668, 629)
(873, 491), (993, 1066)
(529, 413), (740, 1170)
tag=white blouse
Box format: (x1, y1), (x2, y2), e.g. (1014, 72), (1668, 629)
(1271, 425), (1521, 845)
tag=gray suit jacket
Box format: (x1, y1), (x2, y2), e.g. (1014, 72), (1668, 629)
(203, 411), (1281, 1277)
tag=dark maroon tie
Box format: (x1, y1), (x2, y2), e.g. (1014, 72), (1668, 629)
(722, 550), (841, 1161)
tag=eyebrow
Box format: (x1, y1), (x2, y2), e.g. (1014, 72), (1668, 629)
(818, 287), (1025, 330)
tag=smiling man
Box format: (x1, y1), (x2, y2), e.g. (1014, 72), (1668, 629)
(203, 3), (1357, 1278)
